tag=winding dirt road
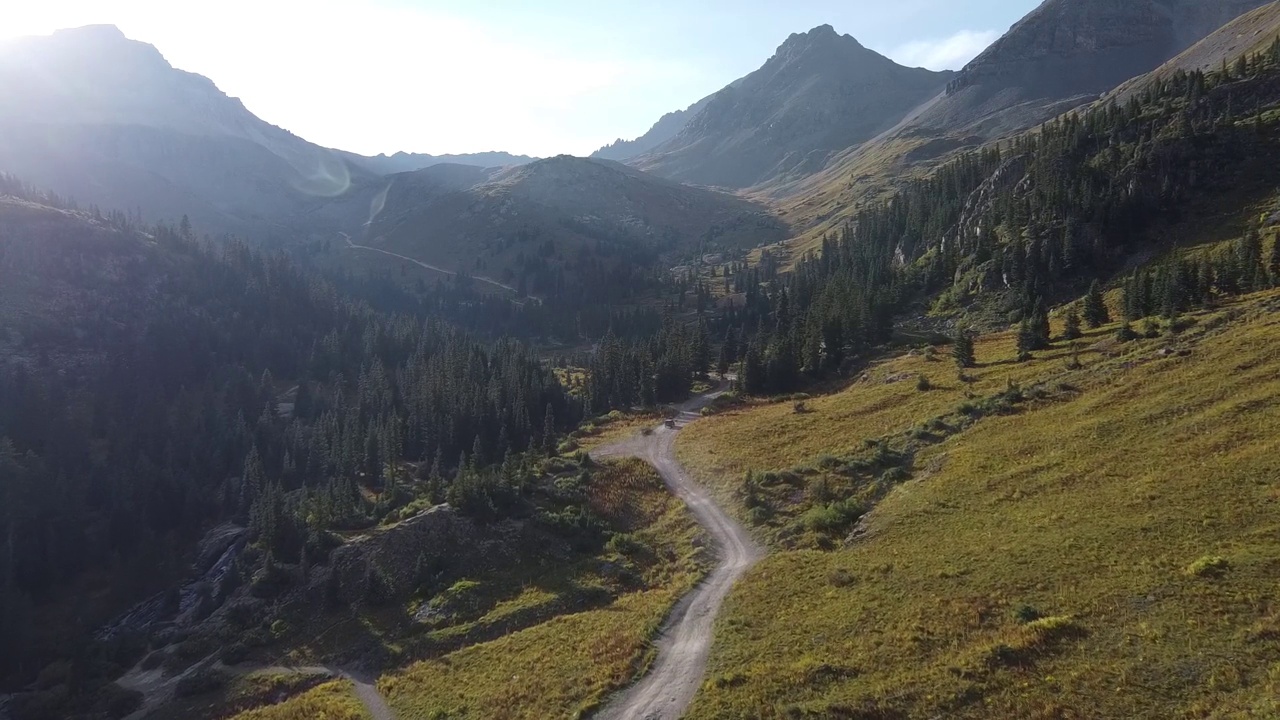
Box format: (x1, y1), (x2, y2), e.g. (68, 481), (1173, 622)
(591, 383), (762, 720)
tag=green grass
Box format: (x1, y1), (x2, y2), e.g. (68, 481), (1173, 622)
(228, 680), (371, 720)
(376, 458), (707, 719)
(677, 291), (1280, 718)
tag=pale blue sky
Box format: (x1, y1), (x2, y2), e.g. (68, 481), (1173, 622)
(5, 1), (1042, 156)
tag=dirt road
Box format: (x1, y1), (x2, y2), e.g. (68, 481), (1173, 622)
(591, 383), (762, 720)
(339, 233), (522, 296)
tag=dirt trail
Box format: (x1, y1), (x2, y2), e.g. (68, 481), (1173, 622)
(117, 659), (394, 720)
(591, 381), (762, 720)
(339, 232), (521, 296)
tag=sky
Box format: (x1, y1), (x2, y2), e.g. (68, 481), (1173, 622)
(1, 0), (1042, 157)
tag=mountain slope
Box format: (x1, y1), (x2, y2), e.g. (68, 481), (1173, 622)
(917, 0), (1273, 137)
(1111, 1), (1280, 101)
(631, 25), (954, 189)
(359, 155), (787, 300)
(0, 25), (379, 238)
(591, 95), (714, 162)
(772, 0), (1275, 251)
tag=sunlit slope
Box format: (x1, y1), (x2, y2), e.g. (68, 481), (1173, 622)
(375, 458), (706, 720)
(680, 292), (1280, 718)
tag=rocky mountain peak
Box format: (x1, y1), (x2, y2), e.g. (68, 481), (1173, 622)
(776, 24), (870, 64)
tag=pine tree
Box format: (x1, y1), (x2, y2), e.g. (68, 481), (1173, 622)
(542, 404), (557, 456)
(1116, 321), (1138, 342)
(1270, 239), (1280, 286)
(1082, 280), (1110, 328)
(1063, 307), (1083, 340)
(952, 328), (976, 369)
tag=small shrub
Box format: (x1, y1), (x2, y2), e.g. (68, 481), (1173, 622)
(793, 401), (809, 414)
(269, 619), (291, 640)
(1186, 555), (1231, 578)
(802, 499), (865, 535)
(747, 506), (772, 527)
(605, 533), (645, 556)
(828, 568), (857, 587)
(1142, 317), (1161, 339)
(1014, 604), (1043, 624)
(916, 374), (931, 391)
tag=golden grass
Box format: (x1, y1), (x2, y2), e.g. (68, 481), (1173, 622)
(228, 680), (371, 720)
(378, 459), (706, 719)
(679, 291), (1280, 718)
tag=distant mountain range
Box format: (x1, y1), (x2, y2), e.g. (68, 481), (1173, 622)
(340, 150), (536, 175)
(0, 2), (1273, 276)
(0, 26), (536, 239)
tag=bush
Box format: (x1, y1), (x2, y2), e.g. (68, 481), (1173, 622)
(916, 374), (932, 391)
(747, 506), (772, 527)
(1186, 555), (1231, 578)
(1014, 604), (1043, 624)
(802, 499), (865, 535)
(605, 533), (646, 556)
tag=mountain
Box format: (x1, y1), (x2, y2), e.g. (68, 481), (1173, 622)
(771, 0), (1275, 252)
(629, 25), (954, 189)
(357, 155), (787, 300)
(591, 95), (714, 162)
(0, 25), (383, 239)
(1110, 1), (1280, 101)
(911, 0), (1274, 137)
(342, 149), (537, 174)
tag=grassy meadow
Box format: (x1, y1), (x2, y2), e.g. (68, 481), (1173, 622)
(678, 291), (1280, 718)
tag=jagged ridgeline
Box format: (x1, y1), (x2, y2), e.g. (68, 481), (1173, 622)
(0, 181), (578, 677)
(720, 33), (1280, 396)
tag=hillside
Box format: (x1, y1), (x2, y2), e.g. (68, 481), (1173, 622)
(1112, 1), (1280, 101)
(675, 290), (1280, 717)
(0, 25), (385, 239)
(631, 25), (954, 189)
(358, 155), (788, 303)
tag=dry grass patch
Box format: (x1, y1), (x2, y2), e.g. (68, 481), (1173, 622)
(684, 292), (1280, 718)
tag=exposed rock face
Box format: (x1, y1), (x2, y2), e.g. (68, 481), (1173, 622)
(591, 96), (714, 162)
(632, 25), (954, 189)
(917, 0), (1273, 136)
(326, 506), (549, 604)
